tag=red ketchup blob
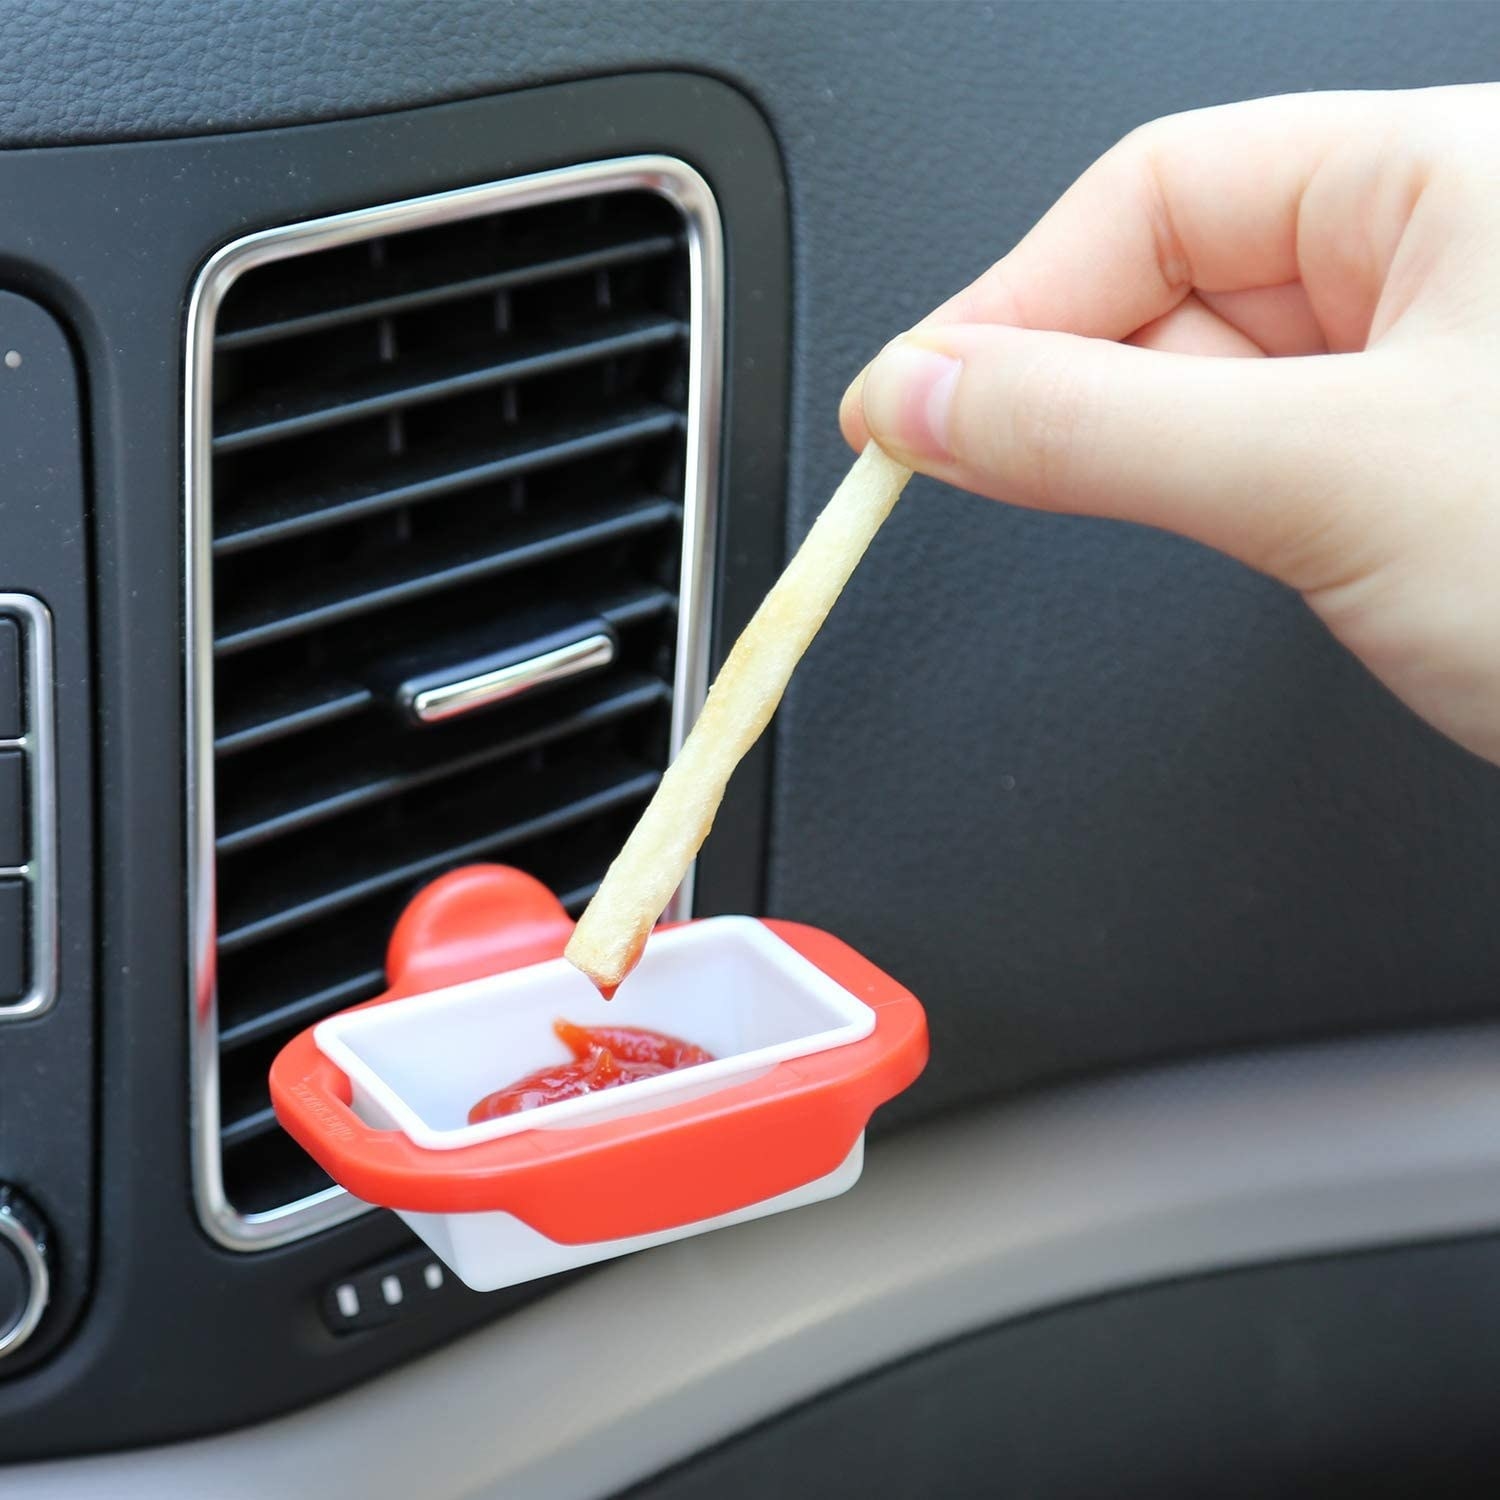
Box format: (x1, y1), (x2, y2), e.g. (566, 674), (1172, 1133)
(595, 932), (649, 1001)
(468, 1019), (714, 1123)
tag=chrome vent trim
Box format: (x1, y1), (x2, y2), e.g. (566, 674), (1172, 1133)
(185, 157), (724, 1251)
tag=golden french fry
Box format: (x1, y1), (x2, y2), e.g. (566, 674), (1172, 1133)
(566, 442), (913, 992)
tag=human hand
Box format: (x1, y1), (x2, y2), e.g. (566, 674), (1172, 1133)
(842, 86), (1500, 765)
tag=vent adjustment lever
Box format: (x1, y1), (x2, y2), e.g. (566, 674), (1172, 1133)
(397, 621), (617, 727)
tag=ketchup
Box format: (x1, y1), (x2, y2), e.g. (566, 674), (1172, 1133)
(469, 1020), (714, 1123)
(594, 932), (648, 1001)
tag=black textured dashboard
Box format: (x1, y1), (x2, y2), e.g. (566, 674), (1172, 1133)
(0, 0), (1497, 1467)
(6, 0), (1500, 1125)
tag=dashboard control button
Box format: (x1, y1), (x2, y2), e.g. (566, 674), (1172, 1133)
(0, 751), (24, 867)
(0, 881), (24, 1002)
(0, 620), (19, 740)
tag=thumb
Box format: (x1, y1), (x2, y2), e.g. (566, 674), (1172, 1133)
(855, 325), (1384, 594)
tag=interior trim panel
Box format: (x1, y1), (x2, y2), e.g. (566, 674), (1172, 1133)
(15, 1021), (1500, 1497)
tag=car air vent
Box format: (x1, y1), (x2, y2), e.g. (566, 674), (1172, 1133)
(187, 161), (723, 1248)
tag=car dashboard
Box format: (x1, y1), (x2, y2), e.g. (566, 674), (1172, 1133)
(3, 5), (1500, 1497)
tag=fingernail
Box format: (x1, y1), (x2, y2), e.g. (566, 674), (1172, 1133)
(860, 339), (961, 460)
(839, 363), (871, 428)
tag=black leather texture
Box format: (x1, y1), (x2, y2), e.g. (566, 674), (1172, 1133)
(9, 0), (1500, 1121)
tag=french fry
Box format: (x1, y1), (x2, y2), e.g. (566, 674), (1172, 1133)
(566, 442), (913, 993)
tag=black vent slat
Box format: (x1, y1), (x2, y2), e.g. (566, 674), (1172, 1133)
(219, 968), (386, 1053)
(599, 585), (678, 630)
(217, 765), (661, 955)
(221, 1105), (280, 1149)
(215, 406), (682, 556)
(207, 181), (694, 1224)
(216, 230), (679, 350)
(214, 495), (682, 656)
(214, 680), (374, 757)
(217, 675), (669, 855)
(214, 315), (685, 454)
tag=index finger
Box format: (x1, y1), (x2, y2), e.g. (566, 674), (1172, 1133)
(842, 89), (1399, 439)
(947, 92), (1396, 332)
